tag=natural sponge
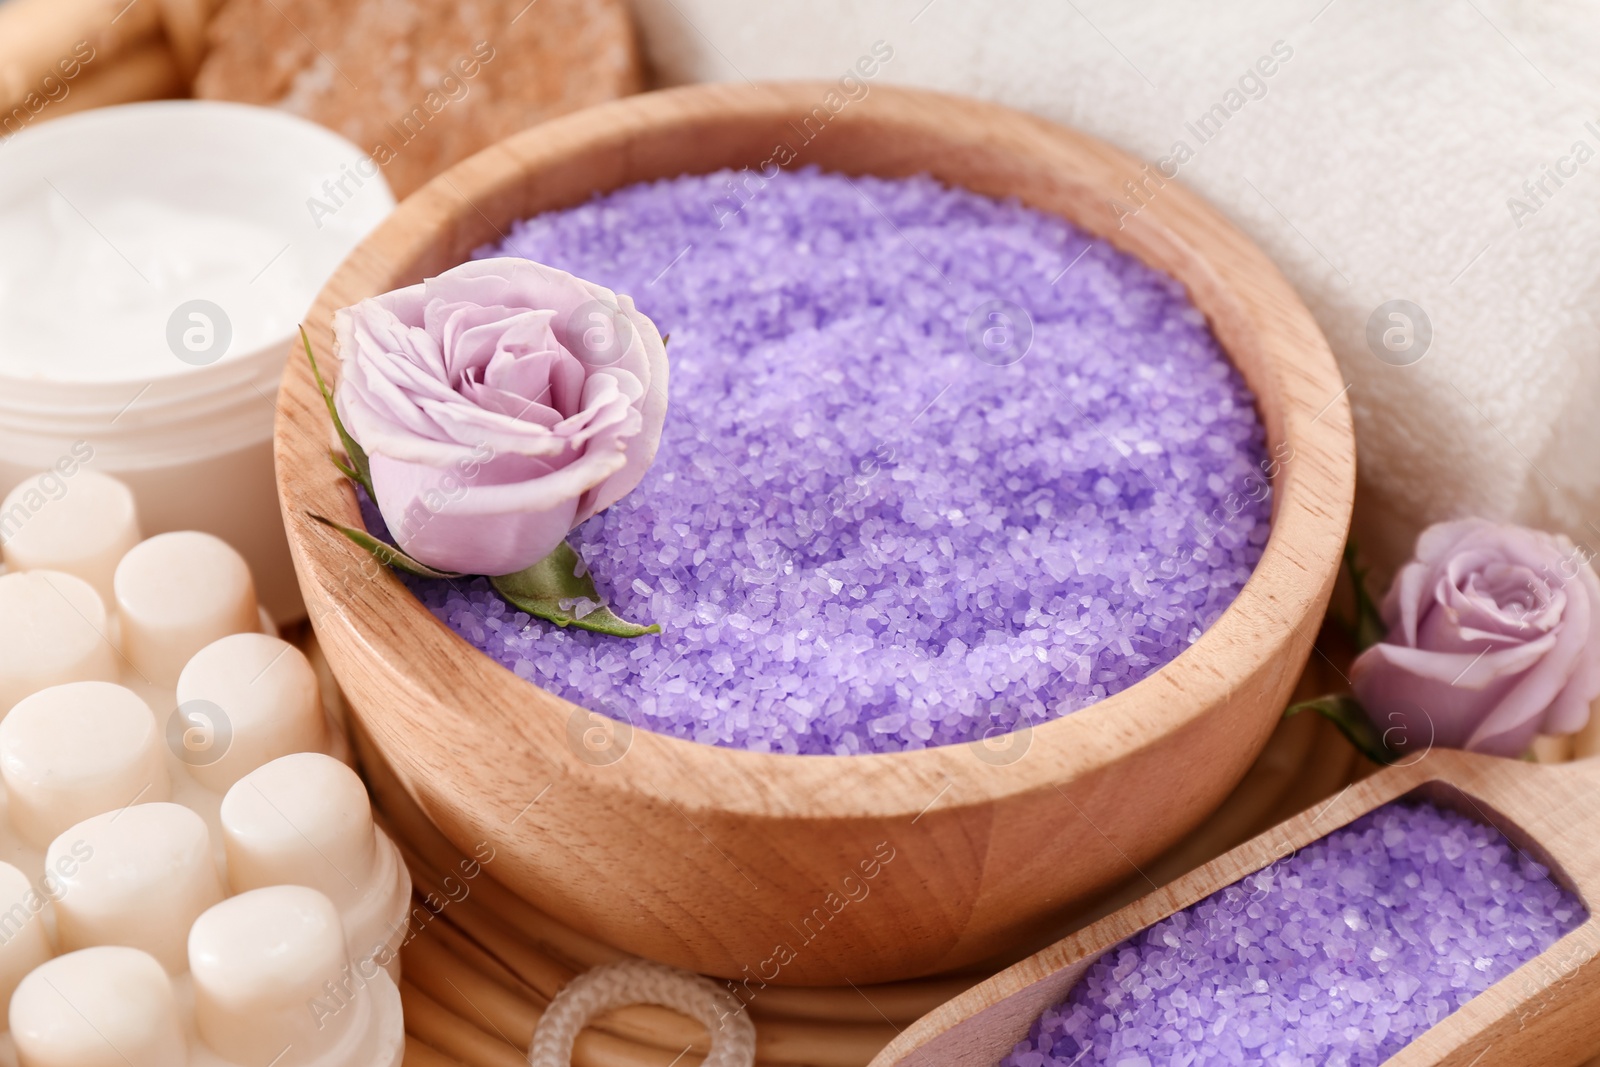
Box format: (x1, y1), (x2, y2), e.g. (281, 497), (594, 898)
(195, 0), (642, 196)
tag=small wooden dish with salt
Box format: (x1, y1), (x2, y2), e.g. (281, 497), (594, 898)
(871, 751), (1600, 1067)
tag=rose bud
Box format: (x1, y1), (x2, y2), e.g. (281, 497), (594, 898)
(333, 257), (668, 576)
(1350, 519), (1600, 757)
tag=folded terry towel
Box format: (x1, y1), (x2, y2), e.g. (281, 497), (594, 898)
(629, 0), (1600, 579)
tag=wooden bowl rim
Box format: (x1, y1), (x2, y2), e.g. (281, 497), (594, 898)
(275, 81), (1356, 822)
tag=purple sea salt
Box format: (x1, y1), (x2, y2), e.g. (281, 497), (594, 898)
(1003, 802), (1585, 1067)
(399, 166), (1274, 754)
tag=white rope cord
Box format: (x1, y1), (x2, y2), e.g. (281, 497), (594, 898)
(528, 959), (758, 1067)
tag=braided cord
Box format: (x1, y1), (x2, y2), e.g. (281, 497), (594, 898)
(528, 959), (757, 1067)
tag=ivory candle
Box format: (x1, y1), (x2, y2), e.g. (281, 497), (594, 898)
(190, 887), (365, 1065)
(174, 633), (327, 792)
(49, 803), (225, 973)
(0, 864), (51, 1012)
(221, 753), (410, 976)
(114, 531), (258, 688)
(0, 468), (140, 604)
(0, 571), (117, 716)
(0, 466), (406, 1053)
(221, 751), (374, 903)
(0, 681), (170, 850)
(8, 947), (187, 1067)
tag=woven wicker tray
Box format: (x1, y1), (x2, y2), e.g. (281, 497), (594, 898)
(309, 635), (1370, 1067)
(310, 625), (1600, 1067)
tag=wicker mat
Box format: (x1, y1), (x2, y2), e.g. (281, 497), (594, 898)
(317, 642), (1368, 1067)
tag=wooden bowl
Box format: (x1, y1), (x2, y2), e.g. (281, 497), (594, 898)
(274, 82), (1356, 986)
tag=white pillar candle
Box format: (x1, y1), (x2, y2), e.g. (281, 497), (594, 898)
(9, 946), (188, 1067)
(0, 571), (118, 717)
(0, 469), (141, 605)
(0, 681), (171, 850)
(174, 633), (328, 792)
(0, 862), (53, 1014)
(189, 886), (363, 1066)
(49, 802), (224, 973)
(221, 753), (410, 975)
(113, 531), (258, 688)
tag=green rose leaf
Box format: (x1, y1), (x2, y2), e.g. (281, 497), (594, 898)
(1284, 692), (1397, 765)
(309, 513), (463, 580)
(302, 326), (375, 500)
(1343, 540), (1386, 652)
(492, 541), (661, 638)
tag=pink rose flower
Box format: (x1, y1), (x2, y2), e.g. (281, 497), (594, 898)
(1350, 519), (1600, 757)
(333, 257), (668, 576)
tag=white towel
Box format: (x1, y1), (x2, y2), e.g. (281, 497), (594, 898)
(628, 0), (1600, 579)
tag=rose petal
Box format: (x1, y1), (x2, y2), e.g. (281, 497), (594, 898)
(1350, 643), (1501, 751)
(369, 452), (578, 575)
(574, 292), (670, 523)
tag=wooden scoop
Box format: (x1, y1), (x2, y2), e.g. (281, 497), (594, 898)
(868, 750), (1600, 1067)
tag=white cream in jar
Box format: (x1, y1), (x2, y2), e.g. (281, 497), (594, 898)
(0, 195), (310, 386)
(0, 100), (394, 622)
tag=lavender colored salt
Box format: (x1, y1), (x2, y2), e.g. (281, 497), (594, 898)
(403, 166), (1273, 754)
(1005, 802), (1584, 1067)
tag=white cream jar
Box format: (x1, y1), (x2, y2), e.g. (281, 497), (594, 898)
(0, 101), (394, 621)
